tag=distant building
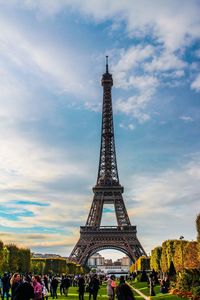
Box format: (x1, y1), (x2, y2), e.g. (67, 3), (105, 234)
(121, 256), (131, 266)
(32, 253), (62, 258)
(104, 259), (113, 265)
(88, 252), (131, 274)
(88, 253), (105, 266)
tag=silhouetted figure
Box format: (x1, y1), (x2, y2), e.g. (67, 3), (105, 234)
(2, 273), (10, 300)
(10, 273), (21, 300)
(140, 270), (148, 282)
(89, 274), (100, 300)
(116, 276), (135, 300)
(63, 276), (71, 296)
(78, 275), (85, 300)
(15, 275), (34, 300)
(149, 274), (156, 296)
(51, 277), (58, 299)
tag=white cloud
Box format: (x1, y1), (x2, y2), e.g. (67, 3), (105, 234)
(17, 0), (200, 52)
(144, 50), (186, 73)
(119, 122), (135, 130)
(113, 45), (154, 75)
(115, 74), (158, 121)
(128, 124), (135, 130)
(179, 115), (194, 122)
(0, 232), (77, 249)
(191, 74), (200, 92)
(0, 17), (93, 100)
(116, 94), (151, 123)
(126, 154), (200, 251)
(195, 49), (200, 58)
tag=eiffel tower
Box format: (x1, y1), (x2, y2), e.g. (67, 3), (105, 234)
(69, 57), (146, 265)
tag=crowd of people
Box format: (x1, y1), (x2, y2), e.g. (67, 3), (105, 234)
(0, 272), (69, 300)
(0, 272), (135, 300)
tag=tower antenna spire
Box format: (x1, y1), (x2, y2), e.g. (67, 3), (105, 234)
(106, 55), (109, 73)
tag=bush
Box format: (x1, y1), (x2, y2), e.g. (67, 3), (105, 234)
(175, 269), (200, 298)
(191, 286), (200, 298)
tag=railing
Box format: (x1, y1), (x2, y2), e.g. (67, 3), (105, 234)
(80, 225), (136, 232)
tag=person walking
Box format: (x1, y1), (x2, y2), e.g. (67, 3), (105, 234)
(10, 273), (21, 300)
(116, 276), (135, 300)
(149, 273), (156, 296)
(2, 273), (11, 300)
(63, 276), (71, 296)
(42, 275), (50, 300)
(89, 274), (100, 300)
(32, 275), (43, 300)
(110, 275), (117, 300)
(14, 274), (34, 300)
(78, 275), (85, 300)
(51, 276), (59, 299)
(106, 276), (114, 300)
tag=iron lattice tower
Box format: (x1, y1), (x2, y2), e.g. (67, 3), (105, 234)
(69, 57), (146, 265)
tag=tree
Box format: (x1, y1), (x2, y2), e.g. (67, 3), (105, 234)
(150, 246), (162, 272)
(2, 247), (9, 272)
(7, 244), (19, 272)
(0, 240), (4, 273)
(161, 240), (176, 273)
(137, 256), (150, 271)
(196, 213), (200, 242)
(18, 248), (31, 273)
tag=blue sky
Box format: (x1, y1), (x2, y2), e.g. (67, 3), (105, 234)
(0, 0), (200, 260)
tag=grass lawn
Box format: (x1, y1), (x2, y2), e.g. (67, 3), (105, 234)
(53, 283), (188, 300)
(131, 282), (188, 299)
(56, 285), (143, 300)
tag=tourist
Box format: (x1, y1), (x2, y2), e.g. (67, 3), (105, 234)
(116, 276), (135, 300)
(60, 275), (65, 295)
(88, 274), (100, 300)
(149, 273), (156, 296)
(63, 275), (71, 296)
(78, 274), (85, 300)
(32, 275), (43, 300)
(51, 276), (59, 299)
(2, 273), (11, 300)
(42, 275), (50, 300)
(116, 283), (135, 300)
(106, 276), (114, 300)
(10, 273), (21, 300)
(14, 274), (34, 300)
(110, 275), (117, 300)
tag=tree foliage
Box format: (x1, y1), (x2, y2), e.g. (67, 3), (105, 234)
(150, 246), (162, 272)
(196, 213), (200, 242)
(0, 242), (31, 273)
(45, 258), (67, 274)
(158, 239), (200, 273)
(6, 244), (19, 272)
(18, 248), (31, 273)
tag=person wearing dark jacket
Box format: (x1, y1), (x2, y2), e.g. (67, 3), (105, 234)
(2, 273), (11, 300)
(89, 274), (100, 300)
(51, 277), (59, 299)
(116, 276), (135, 300)
(14, 275), (34, 300)
(10, 273), (21, 300)
(78, 275), (85, 300)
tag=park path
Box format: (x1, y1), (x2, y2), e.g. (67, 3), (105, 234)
(126, 282), (150, 300)
(131, 286), (150, 300)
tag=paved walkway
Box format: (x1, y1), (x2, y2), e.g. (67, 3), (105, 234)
(127, 282), (150, 300)
(132, 287), (150, 299)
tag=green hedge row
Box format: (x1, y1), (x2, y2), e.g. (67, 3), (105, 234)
(0, 241), (31, 273)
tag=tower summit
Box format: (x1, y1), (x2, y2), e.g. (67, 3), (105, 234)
(69, 58), (146, 265)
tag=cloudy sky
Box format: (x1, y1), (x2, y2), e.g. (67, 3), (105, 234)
(0, 0), (200, 260)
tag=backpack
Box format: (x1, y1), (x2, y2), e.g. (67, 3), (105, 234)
(42, 285), (49, 297)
